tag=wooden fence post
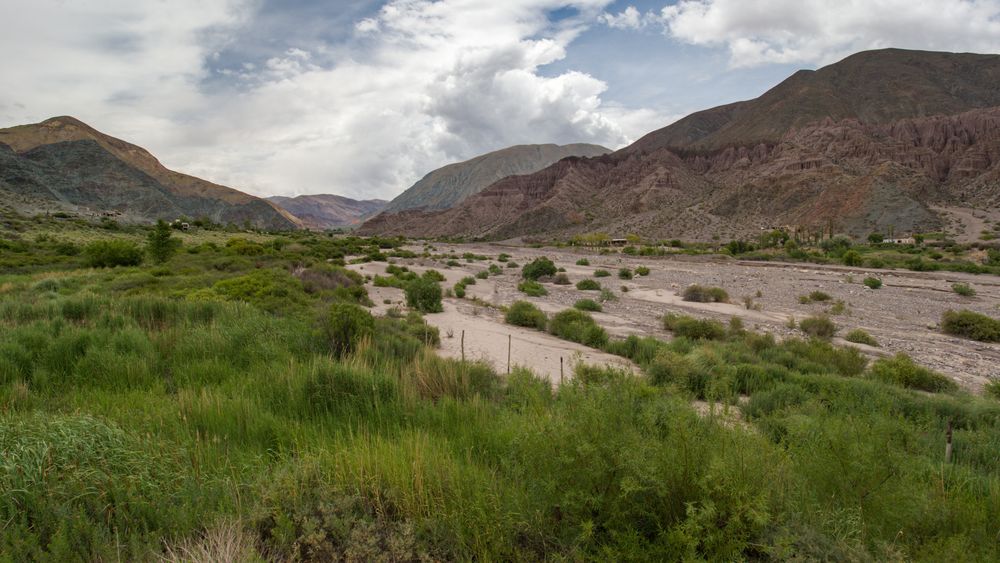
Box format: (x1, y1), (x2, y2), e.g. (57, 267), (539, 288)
(507, 334), (511, 374)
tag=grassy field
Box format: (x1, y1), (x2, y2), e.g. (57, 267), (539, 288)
(1, 214), (999, 561)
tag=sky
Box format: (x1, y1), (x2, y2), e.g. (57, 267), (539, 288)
(1, 0), (999, 201)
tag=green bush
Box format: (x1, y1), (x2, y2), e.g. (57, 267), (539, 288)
(799, 315), (836, 339)
(488, 264), (502, 275)
(505, 301), (547, 330)
(682, 285), (728, 303)
(404, 277), (443, 313)
(952, 283), (976, 297)
(323, 302), (375, 356)
(475, 270), (489, 280)
(518, 280), (548, 297)
(573, 299), (602, 312)
(941, 309), (1000, 342)
(213, 269), (306, 312)
(618, 268), (633, 280)
(844, 329), (878, 347)
(552, 273), (571, 285)
(522, 257), (557, 280)
(593, 269), (611, 278)
(806, 291), (831, 302)
(575, 258), (590, 266)
(842, 250), (863, 266)
(576, 279), (601, 291)
(453, 283), (467, 298)
(83, 240), (143, 268)
(635, 266), (650, 276)
(863, 277), (882, 289)
(662, 313), (726, 340)
(870, 354), (957, 393)
(548, 309), (608, 347)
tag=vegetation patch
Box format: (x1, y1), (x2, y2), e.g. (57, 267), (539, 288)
(681, 284), (729, 303)
(941, 309), (1000, 342)
(870, 354), (957, 393)
(575, 279), (601, 291)
(505, 301), (547, 330)
(548, 308), (608, 347)
(573, 299), (602, 312)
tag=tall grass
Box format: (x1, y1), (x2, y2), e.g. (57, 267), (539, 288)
(1, 231), (999, 561)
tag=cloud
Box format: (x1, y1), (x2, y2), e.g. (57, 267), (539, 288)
(605, 0), (1000, 67)
(598, 6), (644, 30)
(1, 0), (670, 201)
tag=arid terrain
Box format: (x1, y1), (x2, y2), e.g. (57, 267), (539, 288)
(355, 242), (1000, 389)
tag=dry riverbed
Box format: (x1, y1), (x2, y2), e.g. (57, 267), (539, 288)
(352, 243), (1000, 391)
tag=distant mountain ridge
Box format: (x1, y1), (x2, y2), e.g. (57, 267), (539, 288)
(0, 116), (300, 229)
(381, 143), (611, 214)
(267, 194), (386, 230)
(359, 49), (1000, 241)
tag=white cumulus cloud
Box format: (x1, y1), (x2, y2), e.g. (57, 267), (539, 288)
(604, 0), (1000, 67)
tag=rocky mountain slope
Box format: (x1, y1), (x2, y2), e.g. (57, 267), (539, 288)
(359, 49), (1000, 240)
(381, 143), (610, 213)
(0, 117), (300, 229)
(267, 194), (386, 230)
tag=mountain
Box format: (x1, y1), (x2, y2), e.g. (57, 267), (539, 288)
(359, 49), (1000, 241)
(381, 143), (611, 214)
(0, 116), (300, 229)
(266, 194), (387, 230)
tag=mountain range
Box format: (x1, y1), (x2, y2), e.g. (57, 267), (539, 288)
(266, 194), (386, 230)
(359, 49), (1000, 240)
(0, 117), (300, 229)
(382, 143), (610, 214)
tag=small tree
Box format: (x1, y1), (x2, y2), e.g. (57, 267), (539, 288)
(147, 220), (180, 263)
(405, 277), (443, 313)
(522, 257), (557, 280)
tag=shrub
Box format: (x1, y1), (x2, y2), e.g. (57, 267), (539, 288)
(213, 269), (305, 312)
(618, 268), (633, 280)
(146, 220), (180, 263)
(870, 354), (957, 393)
(498, 253), (510, 262)
(475, 270), (489, 280)
(842, 250), (863, 266)
(488, 264), (502, 275)
(844, 329), (878, 347)
(662, 313), (726, 340)
(635, 266), (650, 276)
(681, 285), (729, 303)
(506, 261), (518, 268)
(863, 277), (882, 289)
(807, 291), (831, 302)
(574, 299), (602, 312)
(548, 309), (608, 347)
(799, 315), (836, 339)
(323, 302), (375, 356)
(575, 258), (590, 266)
(952, 283), (976, 297)
(593, 269), (611, 278)
(518, 280), (548, 297)
(422, 269), (446, 282)
(522, 257), (557, 280)
(552, 273), (571, 285)
(83, 240), (143, 268)
(404, 277), (443, 313)
(505, 301), (547, 330)
(453, 283), (466, 298)
(985, 379), (1000, 400)
(576, 279), (601, 291)
(941, 309), (1000, 342)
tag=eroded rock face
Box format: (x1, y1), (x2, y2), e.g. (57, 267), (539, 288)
(360, 108), (1000, 240)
